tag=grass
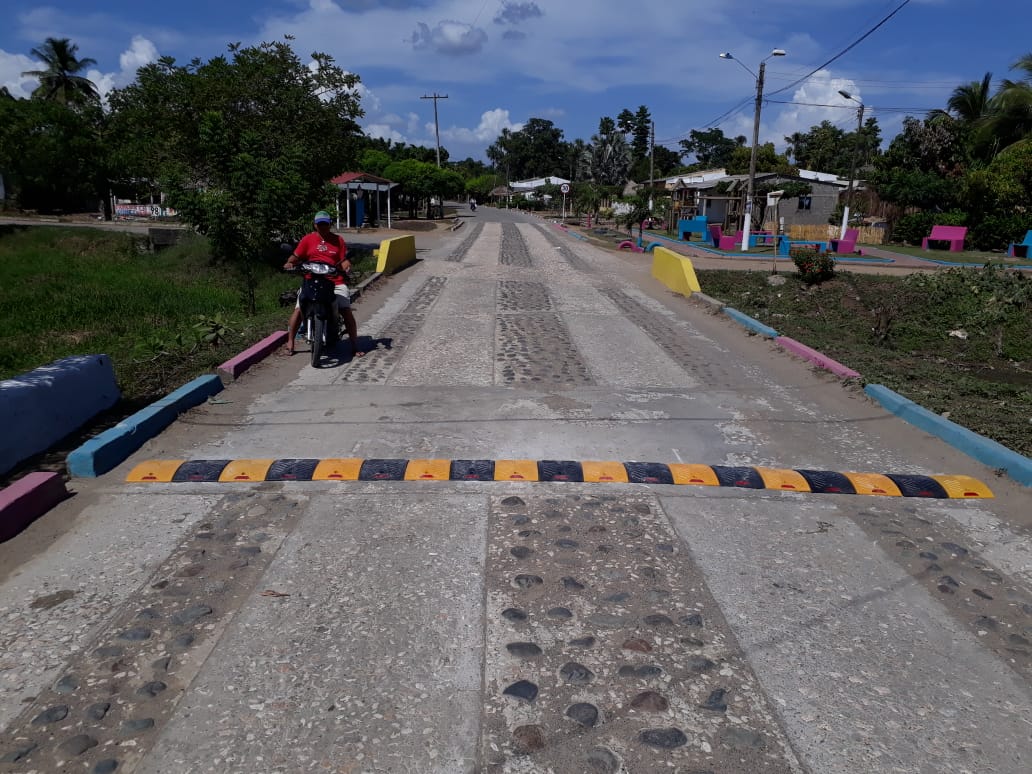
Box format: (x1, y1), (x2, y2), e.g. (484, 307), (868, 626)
(0, 225), (377, 401)
(872, 243), (1029, 265)
(696, 267), (1032, 457)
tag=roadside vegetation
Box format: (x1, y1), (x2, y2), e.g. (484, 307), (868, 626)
(0, 226), (375, 400)
(696, 267), (1032, 457)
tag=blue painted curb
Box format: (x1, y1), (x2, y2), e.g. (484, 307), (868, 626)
(67, 374), (224, 478)
(723, 307), (779, 339)
(865, 384), (1032, 487)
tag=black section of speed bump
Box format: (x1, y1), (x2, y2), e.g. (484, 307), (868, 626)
(359, 459), (409, 481)
(624, 462), (675, 485)
(265, 458), (319, 481)
(172, 460), (230, 482)
(537, 460), (584, 482)
(451, 459), (496, 481)
(711, 465), (764, 489)
(797, 469), (858, 495)
(886, 474), (949, 499)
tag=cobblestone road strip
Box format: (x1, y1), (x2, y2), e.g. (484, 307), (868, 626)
(448, 222), (485, 262)
(343, 275), (447, 383)
(0, 492), (303, 773)
(599, 288), (749, 387)
(534, 224), (593, 272)
(481, 493), (802, 773)
(500, 223), (533, 267)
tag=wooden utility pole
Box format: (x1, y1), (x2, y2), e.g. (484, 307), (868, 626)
(420, 93), (448, 167)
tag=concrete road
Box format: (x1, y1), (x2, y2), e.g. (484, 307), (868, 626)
(2, 205), (1031, 774)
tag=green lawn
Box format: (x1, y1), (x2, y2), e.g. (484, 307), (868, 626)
(868, 242), (1028, 265)
(696, 267), (1032, 458)
(0, 225), (376, 401)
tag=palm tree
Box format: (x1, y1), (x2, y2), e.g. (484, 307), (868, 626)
(927, 72), (999, 162)
(21, 37), (99, 106)
(989, 53), (1032, 152)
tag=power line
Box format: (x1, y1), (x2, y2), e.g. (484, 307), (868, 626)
(767, 99), (936, 112)
(766, 0), (913, 98)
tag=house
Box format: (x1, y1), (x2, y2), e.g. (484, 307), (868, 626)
(649, 170), (848, 230)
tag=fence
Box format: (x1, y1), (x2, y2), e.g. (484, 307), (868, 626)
(782, 223), (886, 245)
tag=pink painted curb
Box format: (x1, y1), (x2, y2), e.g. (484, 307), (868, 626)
(217, 331), (288, 383)
(0, 472), (70, 542)
(775, 336), (861, 379)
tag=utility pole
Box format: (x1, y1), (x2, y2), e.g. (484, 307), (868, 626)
(420, 93), (448, 167)
(720, 49), (785, 252)
(648, 121), (655, 213)
(838, 90), (865, 240)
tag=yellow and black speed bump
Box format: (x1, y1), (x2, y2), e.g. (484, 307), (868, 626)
(126, 458), (995, 499)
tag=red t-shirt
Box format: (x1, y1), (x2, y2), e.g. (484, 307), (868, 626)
(294, 232), (347, 285)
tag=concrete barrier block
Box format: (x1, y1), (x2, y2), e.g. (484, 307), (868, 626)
(776, 336), (861, 379)
(651, 246), (702, 296)
(217, 331), (288, 384)
(723, 307), (779, 339)
(67, 374), (223, 477)
(0, 355), (120, 476)
(0, 472), (70, 542)
(375, 235), (417, 274)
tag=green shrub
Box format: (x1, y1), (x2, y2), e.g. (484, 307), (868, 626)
(968, 213), (1032, 252)
(791, 247), (835, 284)
(892, 211), (966, 246)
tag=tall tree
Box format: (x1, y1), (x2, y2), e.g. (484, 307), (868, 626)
(678, 128), (743, 169)
(631, 105), (652, 162)
(583, 117), (630, 186)
(21, 37), (99, 106)
(485, 118), (565, 181)
(106, 40), (364, 313)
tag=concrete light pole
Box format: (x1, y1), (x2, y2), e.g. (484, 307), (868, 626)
(838, 90), (865, 240)
(719, 49), (786, 252)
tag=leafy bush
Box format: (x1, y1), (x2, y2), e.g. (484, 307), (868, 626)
(891, 211), (966, 246)
(968, 213), (1032, 252)
(791, 247), (835, 284)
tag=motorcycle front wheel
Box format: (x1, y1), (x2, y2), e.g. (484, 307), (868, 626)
(311, 314), (326, 367)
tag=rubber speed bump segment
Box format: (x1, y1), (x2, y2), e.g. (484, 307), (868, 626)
(125, 459), (994, 499)
(495, 460), (538, 481)
(312, 458), (363, 481)
(219, 459), (274, 482)
(404, 459), (451, 481)
(582, 461), (629, 484)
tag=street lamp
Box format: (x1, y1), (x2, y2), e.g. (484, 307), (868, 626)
(720, 48), (786, 252)
(838, 90), (865, 240)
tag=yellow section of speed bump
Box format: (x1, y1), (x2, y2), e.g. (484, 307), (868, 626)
(755, 467), (811, 493)
(405, 459), (451, 481)
(582, 461), (629, 483)
(126, 460), (184, 483)
(668, 464), (720, 486)
(312, 458), (363, 481)
(842, 472), (902, 496)
(495, 460), (539, 481)
(931, 475), (994, 499)
(219, 459), (274, 482)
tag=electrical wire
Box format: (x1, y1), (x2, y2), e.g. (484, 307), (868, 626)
(766, 0), (913, 98)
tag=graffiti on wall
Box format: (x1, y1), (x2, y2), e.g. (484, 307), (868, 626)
(115, 204), (178, 218)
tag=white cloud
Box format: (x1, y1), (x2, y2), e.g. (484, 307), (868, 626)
(363, 123), (408, 143)
(119, 35), (159, 73)
(439, 108), (524, 143)
(409, 20), (487, 56)
(0, 50), (37, 98)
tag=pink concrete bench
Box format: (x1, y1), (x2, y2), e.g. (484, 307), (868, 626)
(922, 225), (967, 252)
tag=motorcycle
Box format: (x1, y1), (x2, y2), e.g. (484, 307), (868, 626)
(287, 261), (343, 367)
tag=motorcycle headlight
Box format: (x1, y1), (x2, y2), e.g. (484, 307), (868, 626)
(302, 262), (334, 275)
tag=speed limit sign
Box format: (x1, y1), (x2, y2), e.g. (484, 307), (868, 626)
(560, 183), (570, 194)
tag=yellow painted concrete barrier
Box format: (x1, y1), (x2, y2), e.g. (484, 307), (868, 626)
(650, 246), (701, 297)
(375, 235), (417, 274)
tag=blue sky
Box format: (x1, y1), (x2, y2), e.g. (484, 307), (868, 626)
(2, 0), (1030, 167)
